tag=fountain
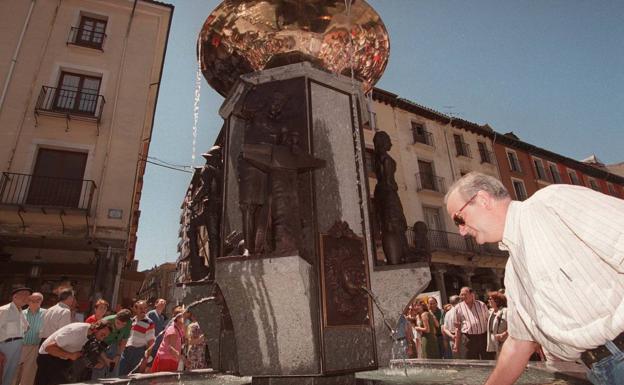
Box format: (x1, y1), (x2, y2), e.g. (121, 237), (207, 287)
(137, 1), (590, 385)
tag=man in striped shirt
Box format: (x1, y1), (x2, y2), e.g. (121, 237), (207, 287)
(453, 286), (489, 360)
(118, 301), (154, 376)
(13, 293), (45, 385)
(445, 172), (624, 385)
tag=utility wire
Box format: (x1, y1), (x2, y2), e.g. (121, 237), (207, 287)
(144, 159), (192, 173)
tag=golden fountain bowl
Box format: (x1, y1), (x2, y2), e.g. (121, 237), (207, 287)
(198, 0), (390, 96)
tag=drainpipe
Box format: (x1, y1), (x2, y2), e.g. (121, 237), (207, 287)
(444, 118), (457, 180)
(92, 0), (138, 236)
(0, 0), (36, 114)
(111, 249), (124, 309)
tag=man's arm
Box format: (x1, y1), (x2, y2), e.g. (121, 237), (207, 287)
(484, 336), (537, 385)
(45, 342), (82, 361)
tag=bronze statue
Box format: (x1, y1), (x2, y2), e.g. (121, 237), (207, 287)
(372, 131), (408, 265)
(236, 91), (287, 256)
(242, 129), (325, 256)
(410, 221), (432, 264)
(186, 145), (224, 281)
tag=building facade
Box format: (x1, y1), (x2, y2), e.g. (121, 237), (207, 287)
(0, 0), (173, 309)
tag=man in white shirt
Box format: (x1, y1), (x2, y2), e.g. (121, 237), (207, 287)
(445, 172), (624, 385)
(39, 289), (73, 343)
(442, 295), (466, 358)
(0, 287), (31, 385)
(35, 320), (111, 385)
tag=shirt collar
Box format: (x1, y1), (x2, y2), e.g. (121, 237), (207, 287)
(500, 200), (521, 250)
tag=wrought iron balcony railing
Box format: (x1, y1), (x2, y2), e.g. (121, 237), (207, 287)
(35, 86), (105, 122)
(416, 172), (446, 193)
(67, 26), (106, 50)
(405, 228), (508, 258)
(0, 172), (96, 211)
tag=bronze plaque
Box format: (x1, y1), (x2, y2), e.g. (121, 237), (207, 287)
(320, 221), (371, 327)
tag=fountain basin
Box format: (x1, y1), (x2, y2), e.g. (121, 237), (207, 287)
(80, 359), (590, 385)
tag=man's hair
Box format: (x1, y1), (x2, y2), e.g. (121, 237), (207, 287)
(58, 288), (74, 302)
(444, 172), (510, 205)
(115, 309), (132, 323)
(90, 319), (113, 332)
(461, 286), (474, 294)
(95, 299), (109, 309)
(448, 295), (460, 305)
(31, 292), (43, 301)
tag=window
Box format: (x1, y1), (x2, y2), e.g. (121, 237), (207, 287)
(423, 207), (444, 231)
(533, 158), (548, 181)
(412, 122), (433, 146)
(364, 148), (376, 177)
(548, 163), (562, 183)
(588, 178), (600, 191)
(54, 71), (102, 115)
(507, 150), (522, 172)
(453, 134), (470, 157)
(417, 160), (436, 191)
(26, 148), (88, 208)
(478, 142), (492, 163)
(73, 16), (107, 49)
(512, 179), (527, 201)
(568, 169), (580, 185)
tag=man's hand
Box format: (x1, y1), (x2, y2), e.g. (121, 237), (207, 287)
(484, 336), (537, 385)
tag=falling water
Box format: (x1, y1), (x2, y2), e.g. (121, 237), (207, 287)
(191, 60), (202, 166)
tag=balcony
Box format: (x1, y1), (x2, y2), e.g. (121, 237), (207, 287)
(35, 86), (105, 128)
(413, 131), (434, 147)
(416, 172), (446, 193)
(0, 172), (96, 212)
(455, 141), (471, 158)
(67, 26), (106, 50)
(406, 228), (507, 258)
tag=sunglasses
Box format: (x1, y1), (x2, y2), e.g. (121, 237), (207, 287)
(452, 193), (478, 227)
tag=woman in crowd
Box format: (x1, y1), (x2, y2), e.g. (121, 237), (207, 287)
(413, 301), (440, 359)
(486, 291), (508, 359)
(85, 299), (109, 324)
(185, 310), (207, 370)
(152, 306), (186, 372)
(405, 303), (421, 358)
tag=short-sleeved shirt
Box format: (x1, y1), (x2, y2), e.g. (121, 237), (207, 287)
(155, 323), (184, 361)
(39, 323), (90, 357)
(102, 314), (130, 345)
(455, 300), (489, 335)
(0, 302), (29, 341)
(23, 308), (45, 345)
(40, 302), (72, 339)
(147, 310), (166, 335)
(126, 317), (155, 348)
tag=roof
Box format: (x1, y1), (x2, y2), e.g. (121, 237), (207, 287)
(372, 86), (624, 185)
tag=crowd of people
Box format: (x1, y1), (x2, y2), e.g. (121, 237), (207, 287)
(0, 289), (209, 385)
(397, 286), (531, 362)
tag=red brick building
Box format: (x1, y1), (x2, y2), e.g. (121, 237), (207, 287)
(492, 132), (624, 200)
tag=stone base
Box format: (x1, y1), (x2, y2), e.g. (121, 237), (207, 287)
(252, 374), (356, 385)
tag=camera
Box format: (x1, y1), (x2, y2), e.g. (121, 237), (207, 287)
(81, 335), (109, 368)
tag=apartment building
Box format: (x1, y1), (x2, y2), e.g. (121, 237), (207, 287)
(493, 133), (624, 201)
(0, 0), (173, 309)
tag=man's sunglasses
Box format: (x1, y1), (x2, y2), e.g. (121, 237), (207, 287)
(452, 193), (478, 227)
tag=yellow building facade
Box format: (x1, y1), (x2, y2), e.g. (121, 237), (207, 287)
(0, 0), (172, 310)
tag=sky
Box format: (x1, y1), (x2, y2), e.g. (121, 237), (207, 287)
(135, 0), (624, 270)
